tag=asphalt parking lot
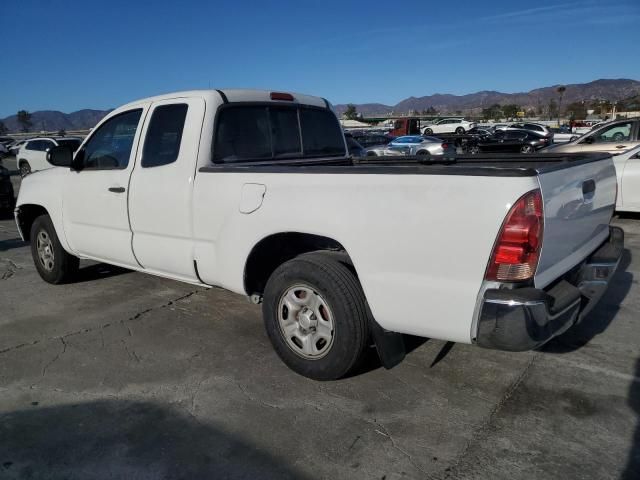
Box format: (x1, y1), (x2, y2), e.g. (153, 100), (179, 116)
(1, 156), (639, 479)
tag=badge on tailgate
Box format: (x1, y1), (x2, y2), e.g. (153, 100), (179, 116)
(239, 183), (267, 214)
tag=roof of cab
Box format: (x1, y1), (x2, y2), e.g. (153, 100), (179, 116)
(116, 89), (329, 111)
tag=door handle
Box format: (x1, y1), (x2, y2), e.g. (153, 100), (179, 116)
(108, 187), (125, 193)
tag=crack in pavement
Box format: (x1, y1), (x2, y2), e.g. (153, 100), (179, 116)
(1, 258), (21, 280)
(0, 290), (201, 356)
(41, 337), (67, 377)
(437, 353), (538, 479)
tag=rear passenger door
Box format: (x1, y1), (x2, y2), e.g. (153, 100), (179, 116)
(128, 97), (205, 281)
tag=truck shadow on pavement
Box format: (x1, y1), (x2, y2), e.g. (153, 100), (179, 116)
(0, 237), (26, 252)
(74, 263), (131, 283)
(542, 248), (633, 354)
(0, 399), (308, 480)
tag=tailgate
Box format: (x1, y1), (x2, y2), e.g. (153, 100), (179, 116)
(535, 157), (617, 288)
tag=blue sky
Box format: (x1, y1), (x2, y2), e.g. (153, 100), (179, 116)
(1, 0), (639, 117)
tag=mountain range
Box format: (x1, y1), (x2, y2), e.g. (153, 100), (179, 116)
(334, 78), (640, 116)
(2, 78), (639, 132)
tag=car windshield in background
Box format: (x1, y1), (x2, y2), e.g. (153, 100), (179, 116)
(214, 105), (345, 163)
(57, 139), (82, 150)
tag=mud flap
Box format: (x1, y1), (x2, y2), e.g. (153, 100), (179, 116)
(369, 315), (406, 369)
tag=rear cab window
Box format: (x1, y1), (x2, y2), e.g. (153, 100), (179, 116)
(213, 104), (345, 163)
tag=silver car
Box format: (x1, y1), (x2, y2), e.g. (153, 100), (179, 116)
(366, 135), (448, 156)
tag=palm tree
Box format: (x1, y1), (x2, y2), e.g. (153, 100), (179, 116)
(556, 86), (566, 126)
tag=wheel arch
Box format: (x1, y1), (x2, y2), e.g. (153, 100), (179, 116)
(15, 203), (50, 242)
(243, 232), (355, 296)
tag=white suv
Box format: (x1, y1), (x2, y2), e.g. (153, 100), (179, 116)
(421, 118), (476, 135)
(17, 137), (82, 176)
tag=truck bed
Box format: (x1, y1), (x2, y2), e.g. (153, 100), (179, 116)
(199, 153), (612, 178)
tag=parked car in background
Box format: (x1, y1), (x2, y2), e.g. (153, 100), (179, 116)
(344, 133), (366, 157)
(8, 139), (27, 156)
(613, 144), (640, 213)
(546, 119), (640, 154)
(17, 137), (83, 176)
(507, 122), (552, 137)
(0, 165), (15, 212)
(469, 129), (551, 154)
(466, 127), (493, 139)
(422, 118), (476, 135)
(492, 124), (509, 131)
(369, 135), (453, 156)
(349, 133), (395, 148)
(549, 127), (580, 143)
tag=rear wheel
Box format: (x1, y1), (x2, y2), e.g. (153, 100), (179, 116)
(455, 127), (465, 135)
(262, 252), (369, 380)
(424, 128), (433, 135)
(520, 144), (534, 154)
(416, 150), (430, 156)
(19, 161), (31, 177)
(30, 214), (79, 284)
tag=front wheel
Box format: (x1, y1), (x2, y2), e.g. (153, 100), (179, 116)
(30, 215), (79, 284)
(424, 128), (433, 135)
(520, 144), (534, 154)
(455, 127), (465, 135)
(262, 252), (369, 380)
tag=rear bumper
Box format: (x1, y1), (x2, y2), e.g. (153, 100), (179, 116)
(476, 226), (624, 351)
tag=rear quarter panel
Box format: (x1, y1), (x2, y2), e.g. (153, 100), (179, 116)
(193, 171), (537, 343)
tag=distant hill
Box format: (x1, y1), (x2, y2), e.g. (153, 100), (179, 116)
(3, 78), (639, 131)
(334, 78), (640, 116)
(1, 109), (111, 133)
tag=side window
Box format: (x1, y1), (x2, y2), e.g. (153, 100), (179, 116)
(41, 140), (54, 151)
(142, 104), (188, 168)
(25, 141), (37, 151)
(593, 122), (632, 143)
(214, 106), (271, 162)
(82, 109), (143, 170)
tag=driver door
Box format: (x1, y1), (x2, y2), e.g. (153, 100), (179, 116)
(62, 107), (148, 266)
(578, 121), (636, 153)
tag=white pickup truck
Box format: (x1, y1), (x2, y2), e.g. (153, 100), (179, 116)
(15, 89), (623, 380)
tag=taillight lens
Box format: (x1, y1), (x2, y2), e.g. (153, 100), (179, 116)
(486, 189), (544, 282)
(442, 143), (448, 150)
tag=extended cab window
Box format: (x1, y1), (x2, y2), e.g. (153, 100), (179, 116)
(214, 105), (345, 163)
(142, 104), (188, 167)
(82, 109), (142, 170)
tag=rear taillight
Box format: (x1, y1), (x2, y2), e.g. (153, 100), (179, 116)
(270, 92), (294, 101)
(485, 189), (544, 282)
(442, 143), (448, 150)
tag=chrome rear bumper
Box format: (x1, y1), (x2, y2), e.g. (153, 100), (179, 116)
(476, 226), (624, 351)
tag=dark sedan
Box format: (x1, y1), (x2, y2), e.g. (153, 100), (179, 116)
(0, 165), (15, 212)
(469, 129), (551, 154)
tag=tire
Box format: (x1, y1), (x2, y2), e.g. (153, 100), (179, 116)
(262, 251), (369, 380)
(520, 144), (534, 154)
(469, 145), (480, 155)
(570, 136), (578, 142)
(30, 214), (79, 284)
(424, 128), (433, 135)
(455, 127), (465, 135)
(19, 160), (31, 177)
(366, 151), (377, 156)
(416, 150), (430, 156)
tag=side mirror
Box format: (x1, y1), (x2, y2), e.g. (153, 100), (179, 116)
(47, 145), (73, 167)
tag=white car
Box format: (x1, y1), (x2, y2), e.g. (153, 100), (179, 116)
(421, 118), (476, 135)
(613, 145), (640, 212)
(17, 137), (82, 176)
(366, 135), (451, 156)
(15, 89), (622, 380)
